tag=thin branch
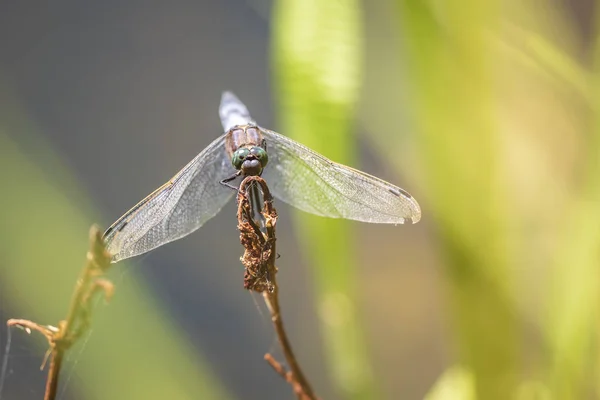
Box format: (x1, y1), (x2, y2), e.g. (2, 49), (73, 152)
(7, 225), (113, 400)
(264, 353), (306, 398)
(236, 176), (318, 400)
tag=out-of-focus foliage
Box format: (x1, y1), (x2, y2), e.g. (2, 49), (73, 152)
(394, 2), (519, 399)
(424, 366), (475, 400)
(271, 1), (377, 399)
(274, 0), (600, 399)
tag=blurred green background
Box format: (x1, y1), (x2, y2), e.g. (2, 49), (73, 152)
(0, 0), (598, 399)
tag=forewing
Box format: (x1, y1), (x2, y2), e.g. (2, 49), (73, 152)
(103, 134), (235, 262)
(260, 129), (421, 224)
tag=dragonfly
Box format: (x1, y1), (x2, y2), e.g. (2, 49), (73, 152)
(103, 92), (421, 262)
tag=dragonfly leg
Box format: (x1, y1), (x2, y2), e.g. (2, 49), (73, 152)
(219, 171), (242, 191)
(249, 183), (265, 226)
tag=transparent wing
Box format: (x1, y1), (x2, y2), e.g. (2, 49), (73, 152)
(260, 128), (421, 224)
(103, 134), (235, 262)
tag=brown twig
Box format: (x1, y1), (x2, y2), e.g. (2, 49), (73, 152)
(264, 353), (306, 396)
(7, 225), (113, 400)
(236, 176), (317, 400)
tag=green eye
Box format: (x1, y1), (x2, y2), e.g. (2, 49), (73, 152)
(232, 148), (250, 169)
(250, 146), (268, 167)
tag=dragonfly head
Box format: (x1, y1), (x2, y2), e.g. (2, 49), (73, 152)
(232, 146), (269, 176)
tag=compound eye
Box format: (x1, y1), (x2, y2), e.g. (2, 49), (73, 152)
(250, 146), (268, 167)
(231, 148), (250, 169)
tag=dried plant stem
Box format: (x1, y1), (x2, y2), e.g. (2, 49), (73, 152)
(44, 349), (63, 399)
(263, 288), (317, 400)
(237, 176), (317, 400)
(7, 225), (113, 400)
